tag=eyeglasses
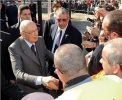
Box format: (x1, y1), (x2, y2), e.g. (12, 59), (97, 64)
(53, 64), (63, 74)
(56, 18), (68, 22)
(23, 28), (40, 35)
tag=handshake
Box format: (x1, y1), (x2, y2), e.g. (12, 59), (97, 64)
(41, 76), (60, 90)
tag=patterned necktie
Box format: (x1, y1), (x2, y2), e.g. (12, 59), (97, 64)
(54, 30), (62, 52)
(31, 45), (36, 55)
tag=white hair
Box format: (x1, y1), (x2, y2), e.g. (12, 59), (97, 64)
(19, 20), (34, 32)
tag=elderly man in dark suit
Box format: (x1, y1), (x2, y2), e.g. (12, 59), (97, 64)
(8, 20), (59, 94)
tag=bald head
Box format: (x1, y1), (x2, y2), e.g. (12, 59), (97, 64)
(54, 44), (86, 77)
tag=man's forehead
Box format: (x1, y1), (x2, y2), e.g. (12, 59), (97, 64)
(56, 13), (68, 18)
(21, 9), (30, 14)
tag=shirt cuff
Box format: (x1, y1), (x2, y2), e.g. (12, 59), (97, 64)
(35, 76), (42, 85)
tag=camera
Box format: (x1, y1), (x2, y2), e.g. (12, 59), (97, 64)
(87, 18), (96, 23)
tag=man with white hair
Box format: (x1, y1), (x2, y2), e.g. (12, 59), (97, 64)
(8, 20), (59, 94)
(100, 38), (122, 78)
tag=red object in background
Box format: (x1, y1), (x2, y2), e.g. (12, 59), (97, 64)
(18, 0), (21, 2)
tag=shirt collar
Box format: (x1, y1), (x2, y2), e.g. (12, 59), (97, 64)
(57, 23), (68, 33)
(64, 75), (90, 91)
(24, 39), (35, 48)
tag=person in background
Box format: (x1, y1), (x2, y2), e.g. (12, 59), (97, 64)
(61, 0), (67, 9)
(88, 10), (122, 76)
(29, 0), (37, 23)
(6, 0), (18, 27)
(50, 0), (62, 18)
(0, 1), (6, 21)
(8, 4), (41, 43)
(1, 19), (16, 100)
(43, 0), (62, 47)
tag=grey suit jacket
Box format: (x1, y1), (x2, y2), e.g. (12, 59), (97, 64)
(8, 36), (53, 93)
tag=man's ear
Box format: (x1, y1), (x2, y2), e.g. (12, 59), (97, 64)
(112, 32), (119, 38)
(55, 69), (63, 81)
(20, 32), (25, 38)
(18, 14), (20, 18)
(113, 64), (120, 74)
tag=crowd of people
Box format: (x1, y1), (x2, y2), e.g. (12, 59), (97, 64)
(1, 0), (122, 100)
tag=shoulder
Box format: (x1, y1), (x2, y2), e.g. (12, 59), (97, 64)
(50, 23), (57, 29)
(68, 24), (80, 32)
(9, 37), (21, 48)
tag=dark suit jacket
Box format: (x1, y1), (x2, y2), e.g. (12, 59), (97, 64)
(29, 3), (36, 15)
(8, 36), (53, 93)
(88, 44), (104, 76)
(1, 19), (15, 81)
(62, 2), (67, 9)
(1, 70), (26, 100)
(43, 17), (72, 47)
(8, 19), (42, 43)
(6, 5), (18, 26)
(47, 23), (82, 51)
(43, 17), (55, 47)
(1, 3), (6, 21)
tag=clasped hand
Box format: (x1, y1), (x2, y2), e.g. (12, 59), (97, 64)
(41, 76), (59, 90)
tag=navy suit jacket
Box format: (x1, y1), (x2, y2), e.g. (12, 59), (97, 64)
(6, 5), (18, 26)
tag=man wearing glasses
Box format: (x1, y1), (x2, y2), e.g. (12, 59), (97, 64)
(8, 20), (59, 94)
(46, 7), (82, 84)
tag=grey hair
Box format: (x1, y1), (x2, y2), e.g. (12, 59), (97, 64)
(104, 38), (122, 69)
(19, 20), (34, 32)
(55, 7), (69, 16)
(54, 44), (86, 77)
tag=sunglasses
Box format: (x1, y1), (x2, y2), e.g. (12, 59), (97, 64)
(56, 18), (68, 22)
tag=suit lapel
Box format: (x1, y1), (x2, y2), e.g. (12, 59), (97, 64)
(20, 37), (40, 65)
(35, 41), (43, 69)
(50, 24), (58, 49)
(61, 24), (71, 45)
